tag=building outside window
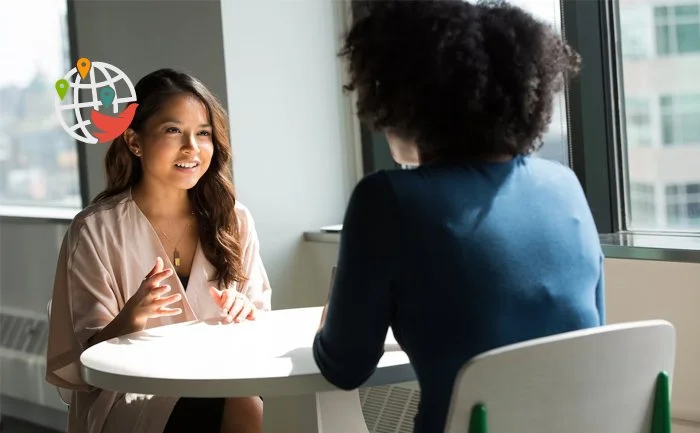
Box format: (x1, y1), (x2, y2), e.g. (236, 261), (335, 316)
(665, 183), (700, 228)
(620, 0), (700, 232)
(654, 4), (700, 56)
(660, 94), (700, 146)
(629, 182), (657, 226)
(0, 0), (81, 213)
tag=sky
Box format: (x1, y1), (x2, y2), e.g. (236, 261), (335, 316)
(0, 0), (67, 89)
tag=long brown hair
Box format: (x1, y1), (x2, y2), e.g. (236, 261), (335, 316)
(92, 68), (246, 289)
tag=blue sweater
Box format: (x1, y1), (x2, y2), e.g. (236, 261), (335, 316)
(312, 155), (605, 433)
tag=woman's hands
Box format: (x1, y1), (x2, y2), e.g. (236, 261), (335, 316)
(209, 286), (257, 323)
(123, 257), (183, 331)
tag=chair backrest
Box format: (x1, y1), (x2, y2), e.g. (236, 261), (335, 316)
(46, 299), (72, 406)
(444, 320), (676, 433)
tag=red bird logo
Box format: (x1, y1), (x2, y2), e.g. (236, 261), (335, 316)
(90, 103), (139, 143)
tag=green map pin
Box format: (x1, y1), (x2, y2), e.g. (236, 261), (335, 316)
(55, 79), (69, 100)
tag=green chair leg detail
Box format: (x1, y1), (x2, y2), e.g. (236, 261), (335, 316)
(651, 371), (671, 433)
(468, 404), (487, 433)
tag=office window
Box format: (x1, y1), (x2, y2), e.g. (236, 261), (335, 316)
(625, 98), (653, 147)
(660, 94), (700, 146)
(620, 0), (700, 232)
(666, 183), (700, 228)
(654, 4), (700, 56)
(629, 182), (657, 226)
(0, 0), (81, 211)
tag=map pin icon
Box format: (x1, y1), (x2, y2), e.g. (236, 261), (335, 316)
(55, 79), (69, 100)
(99, 87), (115, 110)
(77, 58), (91, 79)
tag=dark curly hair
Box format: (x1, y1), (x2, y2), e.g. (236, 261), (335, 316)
(341, 0), (582, 162)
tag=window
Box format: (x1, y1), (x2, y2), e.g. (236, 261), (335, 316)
(629, 182), (657, 226)
(625, 98), (653, 147)
(619, 1), (700, 232)
(0, 0), (81, 213)
(660, 94), (700, 146)
(665, 183), (700, 228)
(654, 4), (700, 56)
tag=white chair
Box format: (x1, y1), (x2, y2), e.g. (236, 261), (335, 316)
(444, 320), (675, 433)
(46, 299), (72, 406)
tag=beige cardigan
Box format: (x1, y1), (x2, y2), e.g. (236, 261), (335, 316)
(45, 189), (271, 433)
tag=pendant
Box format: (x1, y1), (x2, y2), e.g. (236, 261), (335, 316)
(174, 248), (181, 267)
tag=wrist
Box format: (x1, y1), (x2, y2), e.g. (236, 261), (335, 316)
(120, 302), (146, 334)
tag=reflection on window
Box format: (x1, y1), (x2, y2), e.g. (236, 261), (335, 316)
(665, 183), (700, 228)
(0, 0), (80, 210)
(660, 94), (700, 145)
(620, 0), (700, 232)
(655, 4), (700, 55)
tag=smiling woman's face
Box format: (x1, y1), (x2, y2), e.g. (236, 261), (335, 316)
(126, 93), (214, 192)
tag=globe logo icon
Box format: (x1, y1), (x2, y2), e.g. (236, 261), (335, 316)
(54, 58), (138, 144)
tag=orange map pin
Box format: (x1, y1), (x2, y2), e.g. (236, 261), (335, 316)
(77, 58), (91, 79)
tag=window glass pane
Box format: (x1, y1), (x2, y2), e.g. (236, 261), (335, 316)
(655, 6), (669, 19)
(625, 98), (652, 147)
(655, 23), (672, 55)
(676, 23), (700, 53)
(674, 5), (699, 17)
(621, 1), (700, 231)
(0, 0), (80, 210)
(630, 182), (657, 226)
(687, 184), (700, 194)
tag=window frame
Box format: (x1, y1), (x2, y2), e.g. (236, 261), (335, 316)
(0, 0), (88, 221)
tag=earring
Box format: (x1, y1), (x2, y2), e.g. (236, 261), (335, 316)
(133, 149), (140, 156)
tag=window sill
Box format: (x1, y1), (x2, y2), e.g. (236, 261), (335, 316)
(0, 205), (80, 222)
(304, 230), (700, 264)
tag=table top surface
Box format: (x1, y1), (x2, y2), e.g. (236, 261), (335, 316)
(80, 306), (414, 397)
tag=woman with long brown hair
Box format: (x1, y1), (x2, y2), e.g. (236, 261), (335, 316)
(46, 68), (270, 433)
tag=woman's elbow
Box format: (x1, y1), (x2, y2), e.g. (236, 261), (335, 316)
(319, 365), (376, 391)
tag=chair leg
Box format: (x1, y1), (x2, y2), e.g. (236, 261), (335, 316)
(469, 404), (487, 433)
(651, 371), (671, 433)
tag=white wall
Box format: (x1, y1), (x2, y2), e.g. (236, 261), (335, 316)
(605, 258), (700, 430)
(221, 0), (358, 309)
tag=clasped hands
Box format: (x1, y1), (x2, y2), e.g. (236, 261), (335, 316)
(127, 257), (257, 327)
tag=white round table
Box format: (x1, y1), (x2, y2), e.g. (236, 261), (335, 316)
(80, 306), (415, 433)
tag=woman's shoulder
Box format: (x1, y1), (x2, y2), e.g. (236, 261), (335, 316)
(233, 200), (257, 236)
(67, 190), (132, 236)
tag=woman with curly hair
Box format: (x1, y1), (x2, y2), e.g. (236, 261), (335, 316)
(313, 1), (604, 432)
(46, 69), (269, 433)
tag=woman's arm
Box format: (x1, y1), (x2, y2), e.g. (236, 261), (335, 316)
(313, 172), (400, 390)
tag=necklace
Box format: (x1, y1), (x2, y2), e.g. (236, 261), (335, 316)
(156, 213), (194, 268)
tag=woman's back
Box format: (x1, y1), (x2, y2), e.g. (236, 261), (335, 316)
(314, 155), (604, 433)
(386, 156), (603, 431)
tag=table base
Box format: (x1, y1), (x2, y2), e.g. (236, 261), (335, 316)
(263, 389), (369, 433)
